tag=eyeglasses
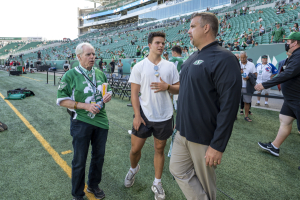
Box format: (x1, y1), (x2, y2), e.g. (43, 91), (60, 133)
(154, 65), (159, 77)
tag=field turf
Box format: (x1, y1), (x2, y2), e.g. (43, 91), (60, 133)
(0, 70), (299, 200)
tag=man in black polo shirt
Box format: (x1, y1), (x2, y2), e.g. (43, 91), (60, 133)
(169, 12), (242, 200)
(256, 32), (300, 157)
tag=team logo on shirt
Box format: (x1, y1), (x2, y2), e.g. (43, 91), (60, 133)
(265, 67), (271, 72)
(193, 60), (204, 65)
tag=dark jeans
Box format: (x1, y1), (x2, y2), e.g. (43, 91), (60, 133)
(118, 68), (123, 77)
(70, 118), (108, 198)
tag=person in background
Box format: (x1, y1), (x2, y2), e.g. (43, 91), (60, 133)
(271, 22), (285, 43)
(99, 58), (103, 71)
(256, 32), (300, 155)
(163, 51), (169, 60)
(130, 59), (136, 72)
(255, 55), (278, 107)
(240, 51), (257, 122)
(117, 59), (123, 77)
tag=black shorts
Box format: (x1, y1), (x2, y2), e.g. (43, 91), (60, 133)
(132, 107), (173, 141)
(280, 101), (300, 121)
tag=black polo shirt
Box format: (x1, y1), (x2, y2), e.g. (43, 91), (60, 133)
(176, 41), (242, 152)
(263, 47), (300, 102)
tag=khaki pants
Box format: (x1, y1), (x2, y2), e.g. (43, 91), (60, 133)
(169, 132), (216, 200)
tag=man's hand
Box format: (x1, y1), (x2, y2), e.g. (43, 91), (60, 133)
(103, 93), (111, 103)
(205, 146), (223, 167)
(150, 77), (168, 93)
(255, 83), (265, 91)
(86, 103), (101, 114)
(133, 115), (146, 131)
(243, 76), (249, 81)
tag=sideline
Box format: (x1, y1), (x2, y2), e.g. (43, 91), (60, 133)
(0, 92), (96, 200)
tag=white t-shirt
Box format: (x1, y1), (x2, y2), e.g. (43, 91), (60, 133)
(129, 58), (179, 122)
(240, 61), (256, 88)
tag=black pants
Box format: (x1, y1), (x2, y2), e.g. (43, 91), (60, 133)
(240, 95), (251, 110)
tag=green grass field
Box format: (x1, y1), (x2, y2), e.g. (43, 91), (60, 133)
(0, 70), (299, 200)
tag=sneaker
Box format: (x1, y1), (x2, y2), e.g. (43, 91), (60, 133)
(255, 103), (260, 106)
(258, 142), (280, 156)
(124, 164), (140, 187)
(151, 182), (165, 200)
(86, 187), (105, 199)
(265, 104), (269, 107)
(72, 197), (84, 200)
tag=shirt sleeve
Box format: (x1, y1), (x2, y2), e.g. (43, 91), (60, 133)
(56, 72), (72, 106)
(270, 63), (278, 74)
(128, 63), (141, 85)
(262, 53), (300, 89)
(210, 55), (242, 152)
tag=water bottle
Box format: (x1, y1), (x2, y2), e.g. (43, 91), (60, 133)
(88, 100), (103, 119)
(243, 73), (247, 78)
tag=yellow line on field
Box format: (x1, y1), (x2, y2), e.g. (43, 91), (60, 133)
(61, 150), (73, 155)
(22, 76), (41, 81)
(0, 92), (96, 200)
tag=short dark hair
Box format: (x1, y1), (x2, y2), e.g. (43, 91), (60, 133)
(191, 12), (219, 37)
(148, 31), (166, 44)
(133, 58), (136, 61)
(171, 45), (182, 55)
(104, 62), (107, 65)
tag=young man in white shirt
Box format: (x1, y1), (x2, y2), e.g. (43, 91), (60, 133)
(255, 55), (278, 107)
(124, 31), (180, 200)
(240, 51), (257, 122)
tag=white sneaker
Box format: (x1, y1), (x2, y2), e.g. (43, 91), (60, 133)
(151, 182), (165, 200)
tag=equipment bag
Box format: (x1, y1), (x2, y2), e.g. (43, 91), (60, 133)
(5, 94), (26, 100)
(7, 87), (35, 97)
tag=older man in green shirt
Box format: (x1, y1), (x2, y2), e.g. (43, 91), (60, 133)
(271, 23), (286, 43)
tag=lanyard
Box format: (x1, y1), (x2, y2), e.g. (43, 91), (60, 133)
(77, 66), (98, 95)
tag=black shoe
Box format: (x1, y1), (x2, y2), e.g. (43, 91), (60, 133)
(72, 197), (84, 200)
(87, 187), (105, 199)
(258, 142), (280, 156)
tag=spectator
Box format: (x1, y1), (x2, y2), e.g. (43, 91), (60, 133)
(136, 45), (141, 57)
(117, 59), (123, 77)
(271, 22), (286, 43)
(232, 42), (240, 51)
(251, 20), (255, 24)
(110, 59), (115, 75)
(217, 37), (224, 47)
(99, 58), (103, 71)
(255, 42), (259, 46)
(257, 17), (263, 23)
(25, 60), (29, 71)
(255, 55), (278, 107)
(290, 23), (299, 32)
(63, 61), (70, 72)
(130, 59), (136, 72)
(259, 24), (265, 36)
(163, 51), (169, 60)
(37, 50), (41, 59)
(240, 51), (257, 122)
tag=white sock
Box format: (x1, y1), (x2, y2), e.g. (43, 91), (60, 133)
(271, 143), (279, 149)
(265, 101), (268, 104)
(153, 178), (161, 185)
(257, 100), (260, 103)
(130, 165), (139, 173)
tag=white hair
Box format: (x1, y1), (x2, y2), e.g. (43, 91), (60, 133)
(75, 43), (94, 58)
(240, 51), (247, 56)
